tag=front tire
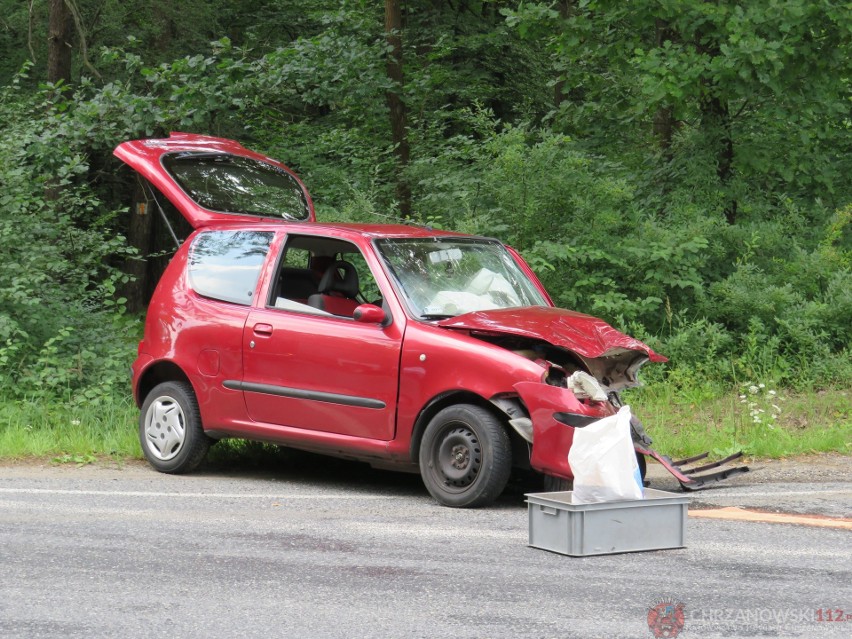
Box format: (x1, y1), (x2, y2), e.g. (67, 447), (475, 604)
(419, 404), (512, 508)
(139, 381), (210, 474)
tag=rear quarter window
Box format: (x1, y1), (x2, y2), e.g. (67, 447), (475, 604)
(188, 230), (274, 305)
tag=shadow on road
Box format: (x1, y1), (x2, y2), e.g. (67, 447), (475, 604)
(197, 441), (532, 508)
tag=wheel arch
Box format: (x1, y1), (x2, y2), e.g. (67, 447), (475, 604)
(409, 390), (515, 463)
(135, 361), (193, 407)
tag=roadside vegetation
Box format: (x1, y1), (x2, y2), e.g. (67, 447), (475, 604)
(0, 1), (848, 464)
(630, 386), (851, 460)
(1, 386), (849, 466)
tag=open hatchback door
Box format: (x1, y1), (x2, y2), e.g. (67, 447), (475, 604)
(114, 132), (315, 228)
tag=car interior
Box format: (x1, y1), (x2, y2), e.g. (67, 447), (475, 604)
(271, 236), (380, 318)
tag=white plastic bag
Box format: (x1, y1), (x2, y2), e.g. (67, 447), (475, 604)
(568, 405), (644, 504)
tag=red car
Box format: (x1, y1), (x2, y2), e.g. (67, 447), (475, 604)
(116, 134), (745, 507)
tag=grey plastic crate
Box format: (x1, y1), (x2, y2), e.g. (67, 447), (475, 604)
(526, 488), (689, 556)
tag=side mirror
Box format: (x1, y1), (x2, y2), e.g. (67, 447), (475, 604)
(353, 303), (388, 325)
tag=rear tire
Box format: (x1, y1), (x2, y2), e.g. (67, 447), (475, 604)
(419, 404), (512, 508)
(139, 381), (210, 474)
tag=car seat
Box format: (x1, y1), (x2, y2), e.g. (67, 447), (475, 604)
(307, 260), (361, 316)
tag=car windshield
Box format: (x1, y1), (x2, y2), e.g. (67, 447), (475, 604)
(162, 152), (310, 221)
(376, 237), (548, 319)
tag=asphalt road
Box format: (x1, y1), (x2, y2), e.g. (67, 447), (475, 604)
(0, 454), (849, 639)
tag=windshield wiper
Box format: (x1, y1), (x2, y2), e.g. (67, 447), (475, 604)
(420, 313), (457, 320)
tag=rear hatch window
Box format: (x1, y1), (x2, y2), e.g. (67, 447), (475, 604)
(164, 153), (310, 222)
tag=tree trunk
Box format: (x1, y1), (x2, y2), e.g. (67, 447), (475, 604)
(652, 19), (675, 157)
(553, 1), (573, 108)
(44, 0), (74, 203)
(384, 0), (412, 218)
(124, 179), (155, 313)
(47, 0), (73, 85)
(695, 21), (737, 224)
(702, 94), (736, 224)
(653, 106), (674, 156)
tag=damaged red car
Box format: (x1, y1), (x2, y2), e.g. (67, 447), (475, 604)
(116, 133), (746, 507)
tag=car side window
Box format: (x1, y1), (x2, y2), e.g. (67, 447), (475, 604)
(188, 230), (274, 305)
(281, 247), (311, 268)
(272, 236), (383, 318)
(345, 251), (382, 306)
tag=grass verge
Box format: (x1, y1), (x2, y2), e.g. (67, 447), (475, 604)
(0, 385), (849, 464)
(0, 397), (140, 462)
(627, 385), (851, 459)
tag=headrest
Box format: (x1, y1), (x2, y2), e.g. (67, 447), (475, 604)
(317, 260), (359, 298)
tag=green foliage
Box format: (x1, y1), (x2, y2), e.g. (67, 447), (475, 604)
(0, 396), (139, 459)
(629, 385), (851, 459)
(0, 0), (260, 86)
(52, 453), (98, 466)
(407, 119), (850, 389)
(505, 0), (852, 212)
(0, 0), (849, 418)
(0, 84), (140, 403)
(248, 5), (397, 210)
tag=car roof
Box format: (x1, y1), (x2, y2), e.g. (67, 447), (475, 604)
(196, 220), (478, 241)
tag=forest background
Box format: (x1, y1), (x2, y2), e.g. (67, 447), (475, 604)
(0, 0), (849, 462)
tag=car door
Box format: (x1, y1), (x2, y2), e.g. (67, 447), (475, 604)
(239, 236), (403, 441)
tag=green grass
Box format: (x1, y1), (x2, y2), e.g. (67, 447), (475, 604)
(626, 384), (852, 460)
(0, 385), (849, 464)
(0, 397), (140, 462)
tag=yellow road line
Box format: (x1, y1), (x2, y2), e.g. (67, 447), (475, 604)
(689, 506), (852, 530)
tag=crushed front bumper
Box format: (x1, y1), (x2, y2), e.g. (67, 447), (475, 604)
(514, 381), (749, 490)
(514, 381), (614, 480)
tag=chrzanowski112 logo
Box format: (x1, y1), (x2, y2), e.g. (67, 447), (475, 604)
(647, 598), (686, 638)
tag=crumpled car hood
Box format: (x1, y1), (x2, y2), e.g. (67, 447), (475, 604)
(437, 306), (667, 362)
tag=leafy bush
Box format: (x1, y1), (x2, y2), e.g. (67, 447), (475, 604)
(0, 83), (138, 403)
(404, 121), (851, 390)
(0, 12), (848, 408)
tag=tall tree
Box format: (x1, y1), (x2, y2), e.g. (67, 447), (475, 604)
(552, 0), (573, 109)
(385, 0), (412, 218)
(47, 0), (73, 84)
(505, 0), (852, 222)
